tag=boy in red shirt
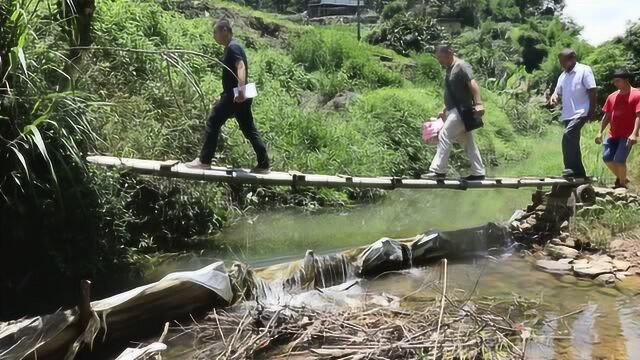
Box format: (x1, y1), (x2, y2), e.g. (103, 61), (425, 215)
(596, 70), (640, 189)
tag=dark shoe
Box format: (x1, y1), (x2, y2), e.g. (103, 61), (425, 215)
(461, 175), (486, 181)
(251, 165), (271, 174)
(614, 178), (628, 189)
(562, 169), (586, 179)
(421, 172), (446, 180)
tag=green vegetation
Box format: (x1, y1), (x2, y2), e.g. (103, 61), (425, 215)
(3, 0), (640, 319)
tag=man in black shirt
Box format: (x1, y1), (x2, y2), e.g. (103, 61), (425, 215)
(188, 19), (270, 173)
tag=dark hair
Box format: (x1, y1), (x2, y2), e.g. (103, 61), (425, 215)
(558, 48), (577, 59)
(215, 19), (233, 34)
(611, 69), (633, 81)
(435, 44), (454, 54)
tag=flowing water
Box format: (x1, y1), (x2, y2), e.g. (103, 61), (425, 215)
(149, 187), (640, 359)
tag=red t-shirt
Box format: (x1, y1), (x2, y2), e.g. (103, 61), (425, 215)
(603, 89), (640, 138)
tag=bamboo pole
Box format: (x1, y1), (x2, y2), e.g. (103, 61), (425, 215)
(86, 156), (592, 191)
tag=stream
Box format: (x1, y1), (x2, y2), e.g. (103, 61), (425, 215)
(147, 187), (640, 359)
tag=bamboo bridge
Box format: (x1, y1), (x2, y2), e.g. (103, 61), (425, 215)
(87, 156), (592, 191)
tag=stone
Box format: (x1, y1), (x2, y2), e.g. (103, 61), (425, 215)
(573, 262), (614, 278)
(609, 239), (625, 250)
(593, 255), (613, 263)
(615, 272), (626, 281)
(545, 244), (580, 260)
(558, 258), (573, 264)
(573, 258), (589, 266)
(559, 232), (570, 241)
(595, 273), (616, 287)
(510, 221), (521, 230)
(536, 259), (573, 274)
(551, 238), (576, 248)
(615, 187), (628, 195)
(560, 221), (569, 231)
(613, 260), (631, 272)
(323, 91), (357, 111)
(526, 217), (538, 226)
(520, 223), (532, 231)
(616, 201), (627, 207)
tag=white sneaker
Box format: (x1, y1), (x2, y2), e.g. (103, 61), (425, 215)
(185, 158), (211, 169)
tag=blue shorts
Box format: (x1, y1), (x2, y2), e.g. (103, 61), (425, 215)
(603, 137), (632, 164)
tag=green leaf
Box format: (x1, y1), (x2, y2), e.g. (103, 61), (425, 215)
(17, 47), (28, 75)
(10, 146), (31, 182)
(25, 125), (59, 187)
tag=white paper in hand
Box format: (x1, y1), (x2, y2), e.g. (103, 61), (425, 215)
(233, 82), (258, 99)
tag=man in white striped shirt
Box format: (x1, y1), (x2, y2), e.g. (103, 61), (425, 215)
(549, 48), (597, 178)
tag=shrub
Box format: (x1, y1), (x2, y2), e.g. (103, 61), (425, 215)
(413, 54), (443, 85)
(381, 0), (407, 20)
(343, 57), (403, 88)
(367, 15), (445, 56)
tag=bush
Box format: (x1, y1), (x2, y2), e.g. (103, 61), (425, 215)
(413, 54), (443, 85)
(343, 57), (404, 88)
(252, 49), (315, 95)
(381, 0), (407, 20)
(367, 15), (445, 56)
(290, 30), (343, 72)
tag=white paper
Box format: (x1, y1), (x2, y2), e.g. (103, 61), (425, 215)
(233, 82), (258, 98)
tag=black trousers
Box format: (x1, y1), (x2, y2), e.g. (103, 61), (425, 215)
(562, 117), (587, 177)
(199, 97), (269, 167)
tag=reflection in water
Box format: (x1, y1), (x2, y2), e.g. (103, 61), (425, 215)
(619, 299), (640, 357)
(220, 188), (531, 263)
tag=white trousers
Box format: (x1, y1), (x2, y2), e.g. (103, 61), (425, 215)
(429, 108), (485, 176)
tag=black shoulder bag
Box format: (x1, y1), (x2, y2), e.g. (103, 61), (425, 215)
(445, 76), (484, 132)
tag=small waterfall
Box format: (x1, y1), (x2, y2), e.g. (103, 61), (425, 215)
(313, 253), (355, 289)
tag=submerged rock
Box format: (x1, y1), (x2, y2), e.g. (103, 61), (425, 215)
(595, 273), (616, 287)
(535, 260), (572, 274)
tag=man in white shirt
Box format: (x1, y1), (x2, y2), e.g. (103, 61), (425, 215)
(549, 48), (597, 178)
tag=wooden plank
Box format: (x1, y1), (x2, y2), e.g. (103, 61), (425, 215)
(86, 156), (592, 190)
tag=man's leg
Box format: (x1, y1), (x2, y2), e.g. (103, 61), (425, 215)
(459, 127), (486, 176)
(613, 138), (632, 186)
(199, 100), (232, 164)
(234, 100), (269, 168)
(429, 110), (466, 175)
(562, 117), (587, 177)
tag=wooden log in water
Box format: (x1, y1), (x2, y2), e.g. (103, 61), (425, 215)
(86, 156), (592, 190)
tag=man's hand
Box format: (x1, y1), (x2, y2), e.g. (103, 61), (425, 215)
(549, 93), (559, 106)
(595, 132), (602, 145)
(586, 108), (596, 120)
(438, 111), (446, 120)
(628, 134), (638, 147)
(474, 104), (485, 117)
(234, 89), (246, 103)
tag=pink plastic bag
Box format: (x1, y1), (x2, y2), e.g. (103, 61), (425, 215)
(422, 118), (443, 144)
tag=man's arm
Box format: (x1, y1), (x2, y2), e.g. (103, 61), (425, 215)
(550, 77), (562, 105)
(629, 113), (640, 145)
(595, 112), (610, 144)
(468, 79), (484, 115)
(234, 60), (247, 102)
(584, 67), (597, 118)
(587, 88), (597, 119)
